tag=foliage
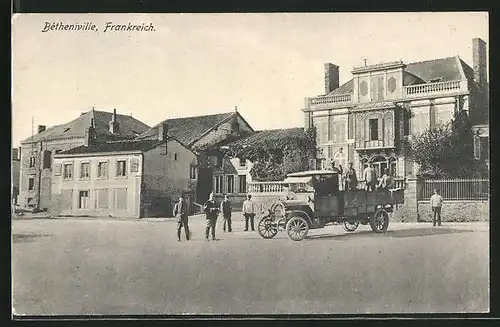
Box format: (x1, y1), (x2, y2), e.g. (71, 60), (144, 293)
(403, 111), (483, 178)
(222, 127), (317, 181)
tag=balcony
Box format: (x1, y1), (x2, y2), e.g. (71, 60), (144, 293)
(355, 139), (395, 150)
(307, 93), (352, 110)
(402, 80), (465, 99)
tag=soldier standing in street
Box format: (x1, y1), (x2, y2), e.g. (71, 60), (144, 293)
(242, 194), (256, 231)
(174, 195), (189, 241)
(204, 192), (219, 241)
(220, 195), (232, 232)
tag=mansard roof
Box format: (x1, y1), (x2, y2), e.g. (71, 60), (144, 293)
(325, 56), (473, 96)
(21, 109), (150, 144)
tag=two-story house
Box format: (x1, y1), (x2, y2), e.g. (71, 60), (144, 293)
(18, 108), (150, 211)
(136, 108), (255, 203)
(302, 38), (489, 179)
(51, 122), (198, 218)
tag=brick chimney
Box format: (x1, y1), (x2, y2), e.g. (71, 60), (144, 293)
(472, 38), (487, 88)
(324, 63), (340, 94)
(109, 109), (120, 134)
(157, 122), (169, 142)
(37, 125), (46, 133)
(84, 118), (96, 147)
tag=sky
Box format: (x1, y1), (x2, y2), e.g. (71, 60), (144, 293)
(12, 12), (489, 147)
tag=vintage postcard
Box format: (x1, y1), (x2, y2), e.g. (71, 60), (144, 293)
(11, 12), (489, 316)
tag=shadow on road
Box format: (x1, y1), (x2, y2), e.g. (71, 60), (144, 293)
(12, 233), (51, 243)
(306, 228), (474, 241)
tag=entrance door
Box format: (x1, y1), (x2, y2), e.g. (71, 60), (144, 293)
(196, 167), (213, 203)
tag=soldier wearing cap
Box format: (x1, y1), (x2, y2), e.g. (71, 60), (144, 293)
(203, 192), (219, 241)
(173, 195), (190, 241)
(344, 162), (358, 191)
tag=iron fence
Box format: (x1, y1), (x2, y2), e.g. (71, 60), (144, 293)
(418, 178), (489, 201)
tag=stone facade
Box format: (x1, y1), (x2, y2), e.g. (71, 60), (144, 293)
(19, 138), (84, 210)
(303, 38), (489, 181)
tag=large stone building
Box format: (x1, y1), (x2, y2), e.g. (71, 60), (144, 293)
(18, 108), (151, 211)
(51, 122), (197, 218)
(302, 38), (489, 178)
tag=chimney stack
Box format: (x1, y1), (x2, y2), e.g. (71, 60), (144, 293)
(109, 108), (120, 134)
(157, 122), (169, 142)
(84, 118), (95, 147)
(472, 38), (487, 88)
(37, 125), (46, 134)
(324, 63), (340, 94)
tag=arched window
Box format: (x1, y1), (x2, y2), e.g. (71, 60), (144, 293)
(370, 156), (387, 178)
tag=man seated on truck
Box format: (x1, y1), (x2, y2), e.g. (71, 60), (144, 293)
(377, 168), (394, 191)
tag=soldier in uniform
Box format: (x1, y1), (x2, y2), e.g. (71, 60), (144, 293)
(173, 195), (189, 241)
(204, 192), (219, 241)
(344, 162), (358, 191)
(220, 195), (232, 232)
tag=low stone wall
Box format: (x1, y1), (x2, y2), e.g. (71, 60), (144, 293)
(417, 200), (489, 222)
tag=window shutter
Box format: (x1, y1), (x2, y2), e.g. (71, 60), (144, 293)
(54, 163), (61, 176)
(474, 135), (481, 160)
(130, 158), (139, 172)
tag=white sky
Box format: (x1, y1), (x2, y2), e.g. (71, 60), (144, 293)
(12, 12), (489, 147)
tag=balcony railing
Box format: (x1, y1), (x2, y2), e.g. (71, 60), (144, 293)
(248, 181), (289, 193)
(249, 178), (406, 194)
(403, 80), (463, 98)
(308, 93), (352, 108)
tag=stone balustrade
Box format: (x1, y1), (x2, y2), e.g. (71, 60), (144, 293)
(308, 93), (352, 107)
(403, 80), (462, 98)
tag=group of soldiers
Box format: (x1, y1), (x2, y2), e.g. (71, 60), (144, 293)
(334, 160), (394, 192)
(173, 193), (257, 242)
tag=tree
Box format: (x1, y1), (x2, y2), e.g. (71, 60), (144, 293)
(221, 127), (317, 181)
(403, 111), (483, 178)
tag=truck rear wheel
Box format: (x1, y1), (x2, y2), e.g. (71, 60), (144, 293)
(370, 209), (389, 233)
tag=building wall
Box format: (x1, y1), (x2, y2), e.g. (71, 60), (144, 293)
(416, 200), (489, 222)
(51, 153), (142, 218)
(142, 139), (198, 217)
(12, 159), (20, 204)
(19, 137), (85, 209)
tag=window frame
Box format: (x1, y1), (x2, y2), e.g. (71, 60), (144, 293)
(78, 190), (90, 209)
(369, 118), (379, 141)
(28, 177), (35, 191)
(116, 160), (127, 177)
(29, 155), (36, 168)
(97, 161), (109, 179)
(63, 162), (74, 180)
(80, 161), (91, 180)
(227, 175), (235, 194)
(214, 175), (224, 194)
(189, 165), (197, 180)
